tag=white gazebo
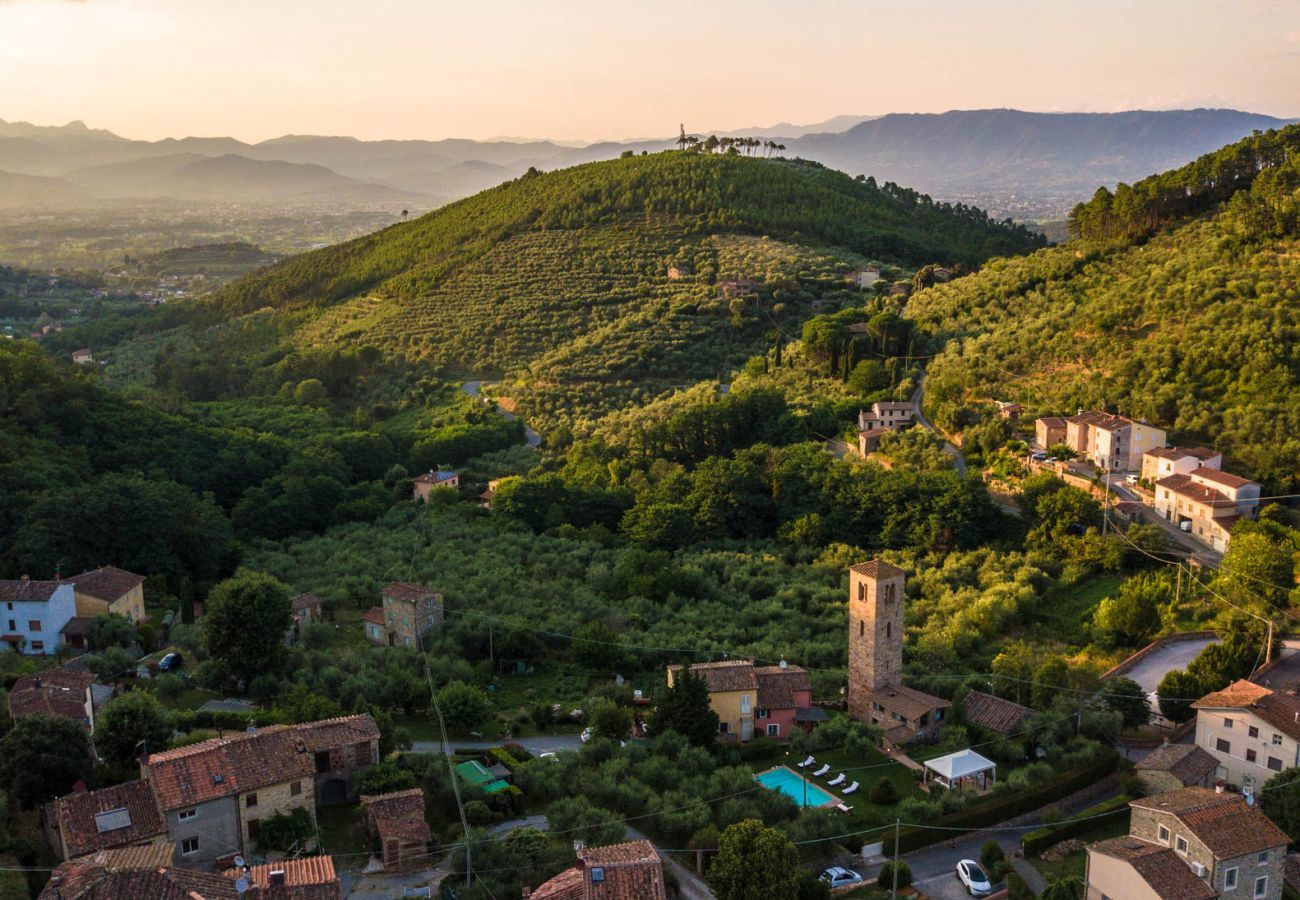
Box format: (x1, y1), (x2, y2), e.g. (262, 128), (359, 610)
(923, 749), (997, 793)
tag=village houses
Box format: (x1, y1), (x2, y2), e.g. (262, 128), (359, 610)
(412, 469), (459, 500)
(1191, 680), (1300, 795)
(1086, 787), (1288, 900)
(10, 668), (98, 730)
(361, 789), (431, 870)
(665, 658), (823, 742)
(1061, 409), (1167, 471)
(0, 577), (77, 655)
(63, 565), (147, 622)
(1151, 467), (1261, 552)
(363, 582), (443, 648)
(857, 400), (916, 455)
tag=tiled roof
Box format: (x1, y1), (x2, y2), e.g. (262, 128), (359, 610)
(848, 559), (905, 580)
(414, 470), (458, 484)
(1036, 416), (1066, 427)
(1193, 679), (1300, 742)
(291, 592), (321, 612)
(863, 684), (951, 721)
(223, 856), (341, 899)
(1089, 837), (1216, 900)
(381, 582), (438, 604)
(1156, 473), (1227, 506)
(962, 690), (1034, 735)
(361, 606), (385, 626)
(64, 566), (144, 602)
(0, 578), (62, 602)
(145, 726), (312, 810)
(39, 863), (240, 900)
(48, 779), (166, 858)
(10, 668), (95, 721)
(1135, 744), (1220, 786)
(1067, 409), (1131, 431)
(60, 616), (96, 637)
(1146, 446), (1218, 462)
(362, 789), (431, 844)
(294, 714), (380, 752)
(668, 659), (757, 693)
(1192, 468), (1255, 490)
(528, 867), (584, 900)
(577, 840), (665, 899)
(1285, 853), (1300, 894)
(1131, 787), (1290, 858)
(754, 665), (811, 710)
(70, 843), (175, 871)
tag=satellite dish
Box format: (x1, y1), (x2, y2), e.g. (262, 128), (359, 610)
(235, 877), (250, 894)
(233, 856), (245, 869)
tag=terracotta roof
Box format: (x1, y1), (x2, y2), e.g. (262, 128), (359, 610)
(48, 779), (166, 858)
(291, 592), (321, 612)
(145, 725), (312, 810)
(577, 840), (665, 899)
(39, 863), (239, 900)
(863, 684), (951, 722)
(381, 582), (439, 604)
(1036, 416), (1066, 428)
(754, 665), (811, 710)
(223, 856), (341, 899)
(294, 714), (380, 752)
(1130, 787), (1290, 858)
(848, 559), (905, 580)
(70, 843), (175, 871)
(362, 789), (430, 844)
(0, 579), (63, 602)
(962, 691), (1034, 735)
(528, 867), (584, 900)
(668, 659), (757, 693)
(1191, 468), (1255, 490)
(1156, 473), (1228, 507)
(10, 668), (95, 722)
(1146, 446), (1219, 462)
(1067, 409), (1131, 431)
(60, 616), (96, 637)
(413, 470), (458, 484)
(1193, 679), (1300, 742)
(1135, 744), (1220, 786)
(1088, 837), (1216, 900)
(361, 606), (385, 626)
(64, 566), (144, 602)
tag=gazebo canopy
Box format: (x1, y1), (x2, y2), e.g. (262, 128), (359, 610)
(923, 748), (997, 781)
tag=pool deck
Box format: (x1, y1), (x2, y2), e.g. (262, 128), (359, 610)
(754, 765), (840, 808)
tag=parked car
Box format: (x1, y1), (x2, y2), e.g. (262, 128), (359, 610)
(158, 652), (182, 672)
(1180, 520), (1193, 532)
(1125, 473), (1139, 484)
(818, 867), (863, 888)
(1031, 451), (1048, 461)
(580, 727), (592, 743)
(956, 859), (992, 896)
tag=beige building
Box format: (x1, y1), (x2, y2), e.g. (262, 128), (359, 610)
(1065, 409), (1166, 471)
(857, 401), (916, 455)
(665, 658), (815, 742)
(1141, 446), (1223, 483)
(846, 560), (948, 744)
(64, 566), (146, 622)
(413, 469), (459, 500)
(1153, 469), (1261, 552)
(1034, 416), (1067, 449)
(1193, 680), (1300, 794)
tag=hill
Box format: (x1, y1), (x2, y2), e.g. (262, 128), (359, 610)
(905, 123), (1300, 491)
(98, 151), (1042, 430)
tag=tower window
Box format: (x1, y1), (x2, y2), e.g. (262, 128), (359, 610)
(859, 621), (864, 637)
(858, 583), (865, 601)
(886, 622), (891, 639)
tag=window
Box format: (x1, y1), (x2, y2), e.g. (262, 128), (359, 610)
(290, 781), (302, 796)
(1225, 867), (1238, 890)
(1258, 851), (1269, 865)
(30, 641), (43, 652)
(1250, 726), (1260, 738)
(1255, 876), (1268, 898)
(859, 621), (864, 637)
(757, 709), (769, 719)
(5, 620), (12, 631)
(27, 620), (40, 632)
(740, 694), (751, 714)
(886, 622), (892, 639)
(1216, 738), (1231, 753)
(178, 809), (196, 821)
(590, 867), (605, 883)
(1224, 718), (1234, 729)
(248, 819), (260, 838)
(1269, 756), (1283, 772)
(857, 584), (865, 601)
(1273, 733), (1283, 745)
(245, 793), (258, 808)
(1247, 749), (1257, 762)
(1158, 825), (1170, 844)
(181, 837), (199, 855)
(1175, 836), (1188, 855)
(767, 724), (779, 737)
(719, 721), (729, 734)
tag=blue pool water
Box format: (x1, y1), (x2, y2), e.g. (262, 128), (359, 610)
(755, 766), (835, 807)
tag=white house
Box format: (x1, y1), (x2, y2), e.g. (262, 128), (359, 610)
(852, 267), (881, 289)
(0, 578), (77, 655)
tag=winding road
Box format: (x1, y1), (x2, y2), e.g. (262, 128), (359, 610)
(911, 371), (968, 476)
(460, 379), (542, 448)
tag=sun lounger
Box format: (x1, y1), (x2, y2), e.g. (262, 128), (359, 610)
(812, 764), (830, 777)
(827, 773), (846, 787)
(836, 803), (853, 813)
(842, 781), (859, 795)
(796, 755), (815, 768)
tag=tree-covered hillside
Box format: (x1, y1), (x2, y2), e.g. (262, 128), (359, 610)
(907, 124), (1300, 491)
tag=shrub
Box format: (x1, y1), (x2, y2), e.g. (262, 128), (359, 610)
(870, 777), (900, 805)
(877, 860), (912, 889)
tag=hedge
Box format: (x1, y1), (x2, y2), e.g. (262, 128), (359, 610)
(488, 747), (524, 771)
(1020, 794), (1131, 855)
(883, 751), (1119, 855)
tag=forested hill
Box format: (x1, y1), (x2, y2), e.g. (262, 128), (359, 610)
(206, 152), (1041, 318)
(907, 124), (1300, 491)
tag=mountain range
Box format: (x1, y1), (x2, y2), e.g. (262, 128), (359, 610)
(1, 108), (1294, 217)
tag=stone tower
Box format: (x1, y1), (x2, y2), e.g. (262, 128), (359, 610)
(847, 559), (905, 721)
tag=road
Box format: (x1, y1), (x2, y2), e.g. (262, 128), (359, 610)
(460, 379), (543, 448)
(1122, 635), (1219, 721)
(911, 372), (967, 477)
(409, 733), (585, 755)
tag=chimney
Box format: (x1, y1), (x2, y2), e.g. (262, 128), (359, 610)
(269, 870), (286, 886)
(522, 889), (531, 899)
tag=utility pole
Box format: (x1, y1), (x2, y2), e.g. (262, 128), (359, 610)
(892, 818), (901, 899)
(489, 623), (494, 675)
(1175, 562), (1182, 606)
(1266, 620), (1274, 667)
(1101, 467), (1111, 535)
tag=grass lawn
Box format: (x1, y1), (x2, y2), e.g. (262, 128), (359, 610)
(750, 743), (922, 830)
(1022, 573), (1124, 647)
(315, 803), (371, 858)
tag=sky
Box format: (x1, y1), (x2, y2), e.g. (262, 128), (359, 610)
(0, 0), (1297, 143)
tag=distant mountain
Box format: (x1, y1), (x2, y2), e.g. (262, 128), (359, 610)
(0, 170), (85, 208)
(786, 108), (1296, 197)
(152, 155), (414, 203)
(717, 114), (877, 138)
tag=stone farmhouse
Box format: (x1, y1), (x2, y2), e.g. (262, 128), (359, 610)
(846, 560), (948, 745)
(363, 582), (444, 648)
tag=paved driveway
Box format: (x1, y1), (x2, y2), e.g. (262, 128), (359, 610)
(1122, 635), (1219, 718)
(1255, 640), (1300, 692)
(409, 733), (585, 755)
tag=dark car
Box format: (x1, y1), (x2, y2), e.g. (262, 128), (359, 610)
(158, 652), (183, 672)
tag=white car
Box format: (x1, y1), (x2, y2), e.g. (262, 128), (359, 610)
(956, 859), (992, 896)
(580, 727), (592, 743)
(818, 867), (863, 888)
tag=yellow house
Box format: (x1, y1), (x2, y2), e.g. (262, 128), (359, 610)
(65, 566), (146, 622)
(668, 660), (757, 740)
(666, 659), (814, 742)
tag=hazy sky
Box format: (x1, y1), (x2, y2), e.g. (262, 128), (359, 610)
(1, 0), (1297, 142)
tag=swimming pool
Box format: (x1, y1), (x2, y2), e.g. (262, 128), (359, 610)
(755, 766), (835, 807)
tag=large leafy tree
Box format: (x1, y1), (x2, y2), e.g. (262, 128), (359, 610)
(651, 669), (720, 747)
(1100, 677), (1150, 729)
(709, 819), (799, 900)
(1260, 764), (1300, 841)
(203, 569), (292, 684)
(95, 691), (174, 764)
(86, 613), (138, 651)
(0, 715), (93, 807)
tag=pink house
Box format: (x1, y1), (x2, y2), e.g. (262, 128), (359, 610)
(666, 659), (824, 741)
